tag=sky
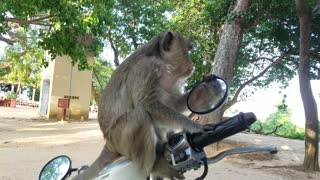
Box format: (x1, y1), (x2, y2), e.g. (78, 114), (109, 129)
(0, 42), (6, 56)
(229, 76), (320, 128)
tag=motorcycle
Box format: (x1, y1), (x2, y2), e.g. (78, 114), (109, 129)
(39, 75), (277, 180)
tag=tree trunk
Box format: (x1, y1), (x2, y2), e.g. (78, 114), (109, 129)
(107, 30), (120, 66)
(91, 83), (100, 106)
(11, 84), (14, 92)
(295, 0), (319, 171)
(16, 82), (21, 95)
(199, 0), (252, 124)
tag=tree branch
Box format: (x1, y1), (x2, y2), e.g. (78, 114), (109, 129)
(312, 0), (320, 16)
(45, 25), (53, 37)
(265, 124), (283, 135)
(224, 52), (292, 111)
(251, 124), (283, 136)
(0, 35), (15, 45)
(107, 30), (120, 66)
(3, 15), (53, 26)
(129, 13), (138, 50)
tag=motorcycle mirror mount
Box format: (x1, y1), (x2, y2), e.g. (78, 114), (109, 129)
(187, 74), (228, 115)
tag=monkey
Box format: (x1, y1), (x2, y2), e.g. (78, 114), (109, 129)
(188, 82), (215, 111)
(73, 31), (211, 180)
(188, 75), (227, 112)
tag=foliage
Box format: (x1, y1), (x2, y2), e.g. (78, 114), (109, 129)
(92, 58), (114, 96)
(1, 32), (43, 87)
(27, 86), (40, 101)
(0, 68), (7, 77)
(229, 1), (297, 101)
(168, 0), (228, 89)
(251, 119), (306, 140)
(1, 0), (319, 106)
(106, 0), (173, 65)
(206, 0), (319, 108)
(5, 92), (17, 99)
(251, 99), (306, 140)
(0, 56), (9, 77)
(103, 0), (210, 88)
(0, 0), (114, 70)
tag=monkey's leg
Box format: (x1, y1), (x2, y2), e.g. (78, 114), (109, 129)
(72, 144), (120, 180)
(118, 106), (158, 174)
(107, 106), (184, 179)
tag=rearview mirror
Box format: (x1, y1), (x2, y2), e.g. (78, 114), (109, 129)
(187, 75), (228, 114)
(39, 155), (71, 180)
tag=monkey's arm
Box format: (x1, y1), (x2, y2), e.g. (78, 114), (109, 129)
(144, 100), (203, 133)
(172, 92), (191, 114)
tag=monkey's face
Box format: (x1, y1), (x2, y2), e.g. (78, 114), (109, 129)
(160, 32), (194, 79)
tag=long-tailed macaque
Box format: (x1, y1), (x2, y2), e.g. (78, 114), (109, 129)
(73, 31), (209, 180)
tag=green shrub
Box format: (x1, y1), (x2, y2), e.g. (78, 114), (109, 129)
(251, 100), (306, 140)
(5, 92), (17, 100)
(251, 119), (305, 140)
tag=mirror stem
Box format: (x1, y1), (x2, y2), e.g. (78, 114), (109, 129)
(71, 168), (78, 172)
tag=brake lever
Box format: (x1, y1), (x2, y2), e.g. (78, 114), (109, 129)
(207, 145), (278, 165)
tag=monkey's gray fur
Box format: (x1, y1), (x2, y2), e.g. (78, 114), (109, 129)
(73, 31), (207, 180)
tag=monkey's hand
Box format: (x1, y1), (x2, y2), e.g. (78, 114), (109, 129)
(185, 121), (220, 133)
(201, 74), (217, 83)
(183, 121), (210, 133)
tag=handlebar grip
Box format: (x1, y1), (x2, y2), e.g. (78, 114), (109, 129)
(190, 112), (256, 150)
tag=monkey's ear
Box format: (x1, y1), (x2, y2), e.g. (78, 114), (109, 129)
(162, 31), (174, 51)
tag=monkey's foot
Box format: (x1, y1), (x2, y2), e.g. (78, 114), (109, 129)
(152, 158), (185, 180)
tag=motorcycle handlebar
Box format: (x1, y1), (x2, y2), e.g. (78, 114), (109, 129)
(189, 112), (256, 151)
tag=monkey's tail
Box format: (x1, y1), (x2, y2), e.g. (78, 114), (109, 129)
(72, 144), (120, 180)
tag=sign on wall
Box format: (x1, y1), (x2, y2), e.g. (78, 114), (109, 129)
(58, 98), (70, 109)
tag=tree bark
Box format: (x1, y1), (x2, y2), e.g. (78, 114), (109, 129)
(0, 35), (15, 45)
(3, 15), (52, 26)
(91, 69), (103, 106)
(295, 0), (319, 171)
(199, 0), (252, 125)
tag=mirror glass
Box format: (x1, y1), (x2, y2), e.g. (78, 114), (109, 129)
(187, 76), (228, 114)
(39, 156), (71, 180)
